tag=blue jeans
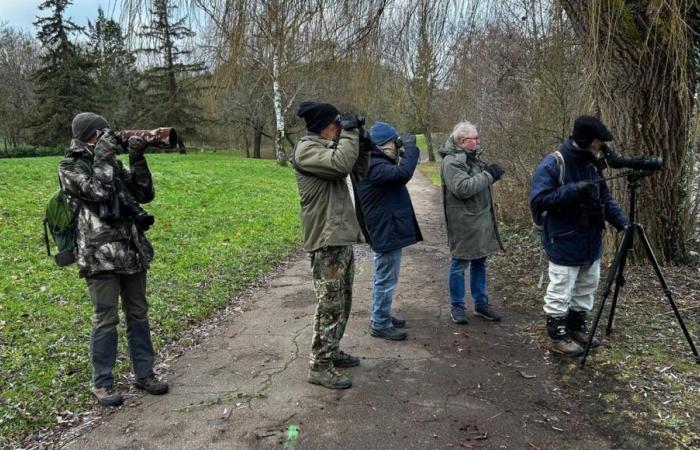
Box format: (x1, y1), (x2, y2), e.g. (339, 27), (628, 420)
(449, 257), (488, 308)
(371, 248), (402, 330)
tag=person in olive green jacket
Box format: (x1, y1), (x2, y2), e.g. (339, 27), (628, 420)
(292, 101), (370, 389)
(440, 121), (505, 325)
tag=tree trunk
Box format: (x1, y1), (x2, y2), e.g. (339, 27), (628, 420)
(253, 126), (262, 159)
(560, 0), (697, 263)
(423, 123), (435, 162)
(271, 49), (287, 166)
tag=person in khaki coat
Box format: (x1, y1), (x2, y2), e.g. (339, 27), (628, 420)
(440, 121), (504, 325)
(292, 101), (370, 389)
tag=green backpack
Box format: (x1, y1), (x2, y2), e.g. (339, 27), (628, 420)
(43, 160), (85, 266)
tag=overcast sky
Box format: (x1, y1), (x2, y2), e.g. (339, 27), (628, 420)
(0, 0), (122, 32)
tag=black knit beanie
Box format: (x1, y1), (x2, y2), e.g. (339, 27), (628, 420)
(297, 101), (340, 134)
(72, 112), (110, 142)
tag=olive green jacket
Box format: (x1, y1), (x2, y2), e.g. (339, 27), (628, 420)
(293, 129), (369, 252)
(439, 137), (503, 260)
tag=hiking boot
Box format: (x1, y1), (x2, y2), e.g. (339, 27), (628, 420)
(370, 326), (407, 341)
(546, 316), (584, 356)
(474, 304), (502, 322)
(450, 305), (468, 324)
(91, 385), (123, 407)
(332, 351), (360, 368)
(391, 316), (406, 328)
(567, 310), (601, 348)
(135, 375), (169, 395)
(307, 366), (352, 389)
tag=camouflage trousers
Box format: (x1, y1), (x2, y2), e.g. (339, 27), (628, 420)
(309, 245), (354, 369)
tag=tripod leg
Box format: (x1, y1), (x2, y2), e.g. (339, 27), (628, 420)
(581, 226), (634, 368)
(606, 228), (634, 335)
(637, 226), (700, 362)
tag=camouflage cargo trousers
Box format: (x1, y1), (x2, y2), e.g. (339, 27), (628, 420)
(309, 245), (354, 369)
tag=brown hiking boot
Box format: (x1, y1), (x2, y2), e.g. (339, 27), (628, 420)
(567, 310), (601, 348)
(307, 366), (352, 389)
(91, 385), (124, 407)
(546, 316), (584, 356)
(135, 375), (169, 395)
(550, 337), (584, 356)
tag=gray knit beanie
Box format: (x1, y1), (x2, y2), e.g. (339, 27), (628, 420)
(71, 112), (110, 142)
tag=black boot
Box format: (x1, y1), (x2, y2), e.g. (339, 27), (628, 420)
(566, 310), (601, 348)
(546, 316), (584, 356)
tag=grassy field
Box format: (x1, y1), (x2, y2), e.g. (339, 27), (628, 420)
(0, 153), (301, 445)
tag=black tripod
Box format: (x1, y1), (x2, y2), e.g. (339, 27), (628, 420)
(580, 170), (700, 368)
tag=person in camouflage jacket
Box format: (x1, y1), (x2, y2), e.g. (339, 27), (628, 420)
(58, 112), (168, 407)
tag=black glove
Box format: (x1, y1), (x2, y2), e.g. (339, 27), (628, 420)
(128, 136), (148, 160)
(95, 129), (119, 158)
(339, 113), (363, 130)
(400, 133), (417, 146)
(485, 163), (505, 182)
(359, 129), (372, 153)
(575, 180), (598, 203)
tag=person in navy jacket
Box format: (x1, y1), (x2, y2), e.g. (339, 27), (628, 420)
(357, 122), (423, 341)
(530, 115), (628, 356)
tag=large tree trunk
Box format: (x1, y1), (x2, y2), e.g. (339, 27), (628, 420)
(560, 0), (698, 263)
(422, 123), (435, 162)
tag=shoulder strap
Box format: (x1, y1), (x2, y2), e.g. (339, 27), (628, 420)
(552, 150), (565, 185)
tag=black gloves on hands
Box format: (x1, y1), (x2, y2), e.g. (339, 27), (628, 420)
(400, 133), (417, 146)
(359, 129), (372, 153)
(128, 136), (148, 160)
(485, 163), (505, 182)
(95, 129), (119, 158)
(339, 113), (364, 130)
(575, 180), (598, 204)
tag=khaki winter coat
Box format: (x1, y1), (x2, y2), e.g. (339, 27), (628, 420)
(439, 137), (503, 260)
(58, 140), (155, 277)
(293, 129), (369, 252)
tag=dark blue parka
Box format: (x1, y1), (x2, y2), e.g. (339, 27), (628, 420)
(357, 143), (423, 253)
(530, 138), (628, 266)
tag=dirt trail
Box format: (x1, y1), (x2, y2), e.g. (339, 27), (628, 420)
(61, 171), (612, 449)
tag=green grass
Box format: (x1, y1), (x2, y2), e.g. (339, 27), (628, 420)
(0, 153), (301, 445)
(417, 161), (441, 187)
(415, 134), (442, 187)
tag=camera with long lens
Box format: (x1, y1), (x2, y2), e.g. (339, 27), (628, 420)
(99, 181), (155, 231)
(601, 144), (663, 171)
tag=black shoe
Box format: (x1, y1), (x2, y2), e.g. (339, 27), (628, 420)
(450, 305), (468, 324)
(391, 316), (406, 328)
(332, 351), (360, 368)
(91, 385), (123, 407)
(474, 305), (501, 322)
(135, 375), (169, 395)
(370, 326), (407, 341)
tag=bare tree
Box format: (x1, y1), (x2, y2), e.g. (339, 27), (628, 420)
(560, 0), (700, 263)
(0, 24), (39, 150)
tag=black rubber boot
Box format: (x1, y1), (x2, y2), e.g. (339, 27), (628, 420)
(546, 316), (584, 356)
(566, 310), (601, 348)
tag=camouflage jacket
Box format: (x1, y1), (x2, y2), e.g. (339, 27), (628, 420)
(58, 139), (155, 277)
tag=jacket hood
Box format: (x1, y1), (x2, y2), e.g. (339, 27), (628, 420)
(438, 136), (482, 158)
(65, 139), (95, 158)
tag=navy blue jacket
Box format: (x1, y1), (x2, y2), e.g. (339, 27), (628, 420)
(530, 138), (628, 266)
(357, 143), (423, 253)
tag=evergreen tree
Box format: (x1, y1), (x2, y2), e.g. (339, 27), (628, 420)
(138, 0), (207, 150)
(87, 7), (140, 129)
(33, 0), (95, 146)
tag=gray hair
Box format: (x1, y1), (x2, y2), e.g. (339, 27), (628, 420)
(450, 121), (478, 141)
